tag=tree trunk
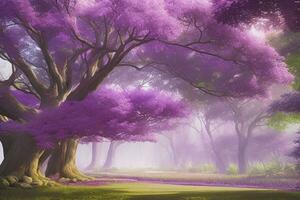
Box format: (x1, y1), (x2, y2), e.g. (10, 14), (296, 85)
(0, 135), (12, 160)
(237, 139), (248, 174)
(0, 134), (53, 186)
(86, 142), (102, 171)
(103, 141), (120, 169)
(165, 135), (181, 169)
(46, 138), (92, 181)
(169, 138), (179, 167)
(211, 146), (227, 173)
(203, 120), (226, 173)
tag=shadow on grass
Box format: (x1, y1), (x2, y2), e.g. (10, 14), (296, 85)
(127, 190), (300, 200)
(0, 187), (300, 200)
(0, 187), (126, 200)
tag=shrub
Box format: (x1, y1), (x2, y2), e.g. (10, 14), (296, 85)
(248, 163), (266, 176)
(248, 161), (297, 177)
(226, 164), (238, 175)
(263, 159), (284, 176)
(199, 163), (217, 174)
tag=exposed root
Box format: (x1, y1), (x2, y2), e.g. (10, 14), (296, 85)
(61, 167), (94, 181)
(0, 173), (60, 188)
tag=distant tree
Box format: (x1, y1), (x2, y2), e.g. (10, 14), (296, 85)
(270, 92), (300, 171)
(190, 103), (228, 173)
(225, 99), (269, 173)
(102, 141), (123, 170)
(85, 142), (103, 171)
(199, 98), (269, 173)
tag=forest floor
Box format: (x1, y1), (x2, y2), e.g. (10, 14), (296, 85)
(1, 171), (299, 199)
(87, 170), (300, 190)
(1, 182), (300, 200)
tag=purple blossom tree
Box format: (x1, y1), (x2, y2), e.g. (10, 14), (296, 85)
(0, 0), (292, 185)
(1, 87), (186, 181)
(218, 0), (300, 173)
(189, 96), (271, 174)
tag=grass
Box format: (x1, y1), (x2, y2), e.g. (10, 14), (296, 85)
(0, 182), (300, 200)
(90, 170), (300, 189)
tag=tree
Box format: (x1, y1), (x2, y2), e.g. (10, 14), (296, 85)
(225, 99), (269, 173)
(85, 141), (103, 171)
(270, 92), (300, 171)
(215, 0), (300, 172)
(102, 140), (123, 170)
(195, 97), (269, 174)
(0, 0), (292, 184)
(1, 87), (186, 182)
(189, 102), (228, 173)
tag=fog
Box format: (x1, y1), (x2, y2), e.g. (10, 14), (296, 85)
(0, 59), (298, 176)
(75, 122), (297, 172)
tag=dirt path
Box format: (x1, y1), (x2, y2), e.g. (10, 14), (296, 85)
(69, 174), (300, 191)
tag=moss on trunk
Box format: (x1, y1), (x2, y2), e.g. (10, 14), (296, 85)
(0, 134), (56, 186)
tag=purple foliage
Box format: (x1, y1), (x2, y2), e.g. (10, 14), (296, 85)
(270, 92), (300, 113)
(134, 22), (293, 97)
(213, 0), (300, 31)
(269, 93), (300, 163)
(292, 133), (300, 160)
(0, 0), (293, 99)
(11, 90), (39, 107)
(1, 88), (187, 148)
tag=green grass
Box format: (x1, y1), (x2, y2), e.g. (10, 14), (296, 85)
(90, 171), (300, 188)
(0, 182), (299, 200)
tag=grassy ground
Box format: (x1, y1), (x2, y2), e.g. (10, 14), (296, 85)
(1, 182), (300, 200)
(89, 170), (300, 189)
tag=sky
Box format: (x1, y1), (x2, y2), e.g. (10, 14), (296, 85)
(0, 59), (12, 80)
(0, 143), (2, 164)
(0, 59), (10, 163)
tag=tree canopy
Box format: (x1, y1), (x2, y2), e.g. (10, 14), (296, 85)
(1, 88), (187, 148)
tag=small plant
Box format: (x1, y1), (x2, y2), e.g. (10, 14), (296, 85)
(248, 163), (266, 176)
(248, 160), (297, 177)
(199, 163), (217, 174)
(283, 163), (297, 176)
(226, 164), (238, 175)
(263, 159), (284, 176)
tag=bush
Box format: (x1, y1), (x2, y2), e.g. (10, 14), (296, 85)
(263, 159), (284, 176)
(283, 163), (297, 176)
(226, 164), (238, 175)
(248, 163), (266, 176)
(199, 163), (217, 174)
(248, 160), (297, 177)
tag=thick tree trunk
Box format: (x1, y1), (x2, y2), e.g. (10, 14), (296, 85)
(103, 141), (120, 169)
(86, 142), (102, 171)
(0, 134), (53, 186)
(0, 135), (12, 160)
(46, 138), (92, 181)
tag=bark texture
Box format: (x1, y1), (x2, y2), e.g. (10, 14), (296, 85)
(46, 138), (92, 180)
(0, 134), (54, 186)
